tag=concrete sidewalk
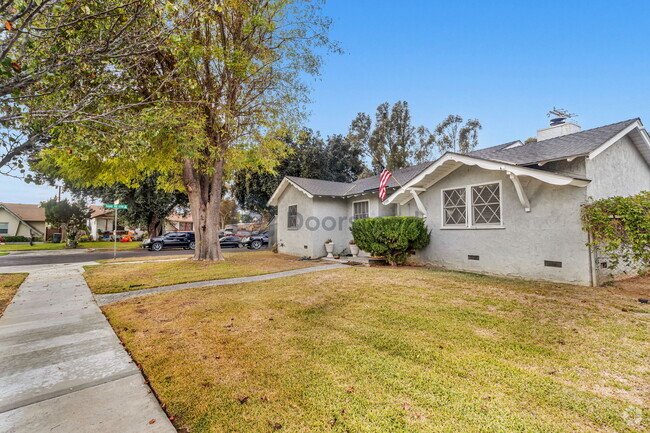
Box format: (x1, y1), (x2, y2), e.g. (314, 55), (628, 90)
(95, 263), (347, 306)
(0, 263), (175, 433)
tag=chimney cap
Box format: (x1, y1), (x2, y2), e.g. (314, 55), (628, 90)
(549, 117), (566, 126)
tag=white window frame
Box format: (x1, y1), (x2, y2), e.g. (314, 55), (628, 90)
(440, 187), (468, 227)
(287, 204), (298, 230)
(440, 181), (504, 230)
(0, 222), (8, 234)
(352, 199), (370, 220)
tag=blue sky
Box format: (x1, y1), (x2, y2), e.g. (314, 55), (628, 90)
(3, 0), (650, 203)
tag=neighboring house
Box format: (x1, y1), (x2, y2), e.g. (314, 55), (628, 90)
(0, 203), (46, 238)
(165, 213), (193, 232)
(88, 205), (118, 240)
(268, 118), (650, 286)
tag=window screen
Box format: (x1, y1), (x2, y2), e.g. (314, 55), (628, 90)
(287, 205), (298, 229)
(353, 201), (369, 219)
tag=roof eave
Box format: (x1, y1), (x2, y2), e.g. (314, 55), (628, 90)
(267, 177), (314, 207)
(588, 120), (650, 166)
(384, 152), (590, 206)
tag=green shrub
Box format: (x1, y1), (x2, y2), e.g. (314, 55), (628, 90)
(581, 191), (650, 271)
(0, 236), (29, 242)
(351, 216), (430, 265)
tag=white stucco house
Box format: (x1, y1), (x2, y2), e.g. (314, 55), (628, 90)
(0, 203), (46, 238)
(268, 118), (650, 286)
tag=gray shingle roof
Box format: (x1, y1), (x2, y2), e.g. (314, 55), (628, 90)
(346, 161), (433, 195)
(284, 118), (643, 199)
(285, 176), (352, 196)
(469, 118), (639, 165)
(286, 161), (434, 198)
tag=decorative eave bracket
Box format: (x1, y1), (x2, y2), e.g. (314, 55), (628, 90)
(409, 188), (428, 218)
(507, 171), (531, 212)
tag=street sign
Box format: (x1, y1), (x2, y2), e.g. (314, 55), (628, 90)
(104, 204), (128, 209)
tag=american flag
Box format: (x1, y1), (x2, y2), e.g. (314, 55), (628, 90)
(378, 168), (392, 201)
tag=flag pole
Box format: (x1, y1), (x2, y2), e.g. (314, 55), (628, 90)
(375, 159), (405, 190)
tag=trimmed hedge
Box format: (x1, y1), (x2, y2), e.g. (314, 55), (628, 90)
(351, 216), (430, 265)
(0, 236), (29, 242)
(0, 236), (44, 242)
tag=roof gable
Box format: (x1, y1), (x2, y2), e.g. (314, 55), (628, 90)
(0, 203), (45, 221)
(0, 203), (45, 236)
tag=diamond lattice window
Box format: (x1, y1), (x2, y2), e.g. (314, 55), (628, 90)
(471, 183), (501, 225)
(443, 188), (467, 226)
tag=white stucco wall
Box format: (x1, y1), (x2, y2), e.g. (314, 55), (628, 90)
(399, 165), (593, 285)
(585, 135), (650, 200)
(276, 187), (397, 258)
(276, 185), (315, 257)
(311, 197), (350, 257)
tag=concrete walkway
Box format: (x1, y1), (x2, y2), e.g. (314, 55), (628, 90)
(0, 263), (175, 433)
(96, 263), (347, 306)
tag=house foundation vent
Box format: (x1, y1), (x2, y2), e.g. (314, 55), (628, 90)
(544, 260), (562, 268)
(468, 255), (480, 261)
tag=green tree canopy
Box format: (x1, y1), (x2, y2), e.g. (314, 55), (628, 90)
(0, 0), (164, 173)
(41, 198), (91, 248)
(67, 175), (188, 237)
(22, 0), (337, 261)
(232, 129), (364, 218)
(416, 114), (482, 157)
(348, 101), (417, 172)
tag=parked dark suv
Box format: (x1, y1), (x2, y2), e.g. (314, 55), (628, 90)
(241, 232), (269, 250)
(141, 232), (195, 252)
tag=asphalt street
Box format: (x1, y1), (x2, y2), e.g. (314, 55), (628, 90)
(0, 245), (267, 266)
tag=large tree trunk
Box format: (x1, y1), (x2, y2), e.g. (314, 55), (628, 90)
(146, 214), (162, 238)
(183, 158), (224, 261)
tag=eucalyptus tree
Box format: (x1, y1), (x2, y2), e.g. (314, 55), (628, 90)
(347, 101), (417, 173)
(418, 114), (482, 156)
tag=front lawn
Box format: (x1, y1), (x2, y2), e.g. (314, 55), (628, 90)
(0, 241), (142, 252)
(0, 273), (28, 317)
(97, 254), (191, 264)
(85, 251), (324, 294)
(103, 268), (649, 433)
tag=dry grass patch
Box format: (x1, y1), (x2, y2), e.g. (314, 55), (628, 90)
(103, 268), (650, 433)
(85, 251), (323, 294)
(609, 274), (650, 299)
(0, 273), (27, 317)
